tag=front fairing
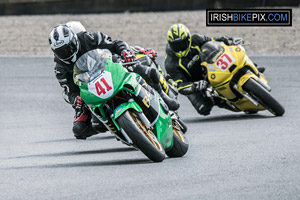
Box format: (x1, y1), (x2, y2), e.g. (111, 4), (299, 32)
(202, 42), (247, 87)
(74, 49), (141, 116)
(77, 62), (140, 105)
(201, 42), (255, 100)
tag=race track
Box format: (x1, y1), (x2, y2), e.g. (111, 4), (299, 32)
(0, 56), (299, 200)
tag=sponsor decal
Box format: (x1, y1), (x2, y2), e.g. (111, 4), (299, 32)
(115, 107), (122, 114)
(142, 91), (151, 108)
(208, 64), (216, 72)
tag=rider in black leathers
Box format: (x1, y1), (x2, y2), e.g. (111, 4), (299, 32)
(49, 22), (178, 139)
(165, 23), (264, 116)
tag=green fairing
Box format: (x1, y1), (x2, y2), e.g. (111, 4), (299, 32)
(77, 59), (140, 106)
(78, 60), (141, 123)
(153, 107), (174, 150)
(74, 49), (174, 151)
(113, 101), (143, 120)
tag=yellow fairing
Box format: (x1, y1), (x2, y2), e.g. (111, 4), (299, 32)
(234, 96), (265, 111)
(234, 73), (266, 111)
(202, 43), (270, 112)
(203, 44), (247, 100)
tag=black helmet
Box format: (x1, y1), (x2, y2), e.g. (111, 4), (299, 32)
(49, 25), (80, 64)
(200, 41), (224, 64)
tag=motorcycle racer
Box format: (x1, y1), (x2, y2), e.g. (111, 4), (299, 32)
(49, 21), (178, 139)
(164, 23), (264, 116)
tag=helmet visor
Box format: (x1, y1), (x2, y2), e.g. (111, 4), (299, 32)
(169, 37), (190, 53)
(54, 36), (78, 60)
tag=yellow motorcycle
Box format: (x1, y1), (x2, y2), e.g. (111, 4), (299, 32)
(200, 41), (285, 116)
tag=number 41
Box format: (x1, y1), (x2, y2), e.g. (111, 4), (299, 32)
(95, 78), (112, 95)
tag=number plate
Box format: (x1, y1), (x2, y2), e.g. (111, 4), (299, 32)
(88, 71), (114, 99)
(215, 53), (236, 72)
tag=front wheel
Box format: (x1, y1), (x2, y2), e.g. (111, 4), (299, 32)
(117, 110), (165, 162)
(243, 78), (285, 116)
(166, 121), (189, 158)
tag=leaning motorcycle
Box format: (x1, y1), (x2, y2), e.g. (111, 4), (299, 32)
(73, 49), (188, 162)
(200, 41), (285, 116)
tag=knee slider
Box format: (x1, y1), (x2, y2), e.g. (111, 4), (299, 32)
(73, 121), (95, 138)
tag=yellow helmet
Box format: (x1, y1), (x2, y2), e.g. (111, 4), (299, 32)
(167, 24), (191, 58)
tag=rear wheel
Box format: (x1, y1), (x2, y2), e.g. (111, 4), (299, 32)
(117, 110), (165, 162)
(166, 121), (189, 158)
(243, 78), (285, 116)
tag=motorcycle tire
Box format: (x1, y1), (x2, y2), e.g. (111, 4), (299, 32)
(243, 78), (285, 116)
(166, 121), (189, 158)
(117, 110), (165, 162)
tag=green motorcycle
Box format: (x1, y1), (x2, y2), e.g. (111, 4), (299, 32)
(73, 49), (188, 162)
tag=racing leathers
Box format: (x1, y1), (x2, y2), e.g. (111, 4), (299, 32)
(54, 31), (131, 139)
(54, 31), (178, 139)
(165, 34), (233, 115)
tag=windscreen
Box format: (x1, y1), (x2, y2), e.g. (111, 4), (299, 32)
(200, 41), (224, 64)
(74, 49), (112, 83)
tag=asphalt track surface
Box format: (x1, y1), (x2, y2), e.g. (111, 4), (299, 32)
(0, 56), (299, 200)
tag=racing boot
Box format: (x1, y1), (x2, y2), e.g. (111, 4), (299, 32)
(73, 109), (98, 140)
(159, 90), (180, 111)
(187, 92), (213, 116)
(197, 102), (213, 116)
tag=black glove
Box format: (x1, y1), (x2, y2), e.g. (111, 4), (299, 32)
(193, 80), (208, 92)
(73, 96), (84, 118)
(219, 36), (233, 45)
(232, 38), (244, 45)
(220, 36), (244, 45)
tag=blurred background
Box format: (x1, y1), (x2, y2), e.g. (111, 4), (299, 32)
(0, 0), (299, 15)
(0, 1), (298, 56)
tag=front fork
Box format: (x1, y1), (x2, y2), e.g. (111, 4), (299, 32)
(234, 70), (271, 106)
(170, 111), (187, 134)
(104, 104), (152, 146)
